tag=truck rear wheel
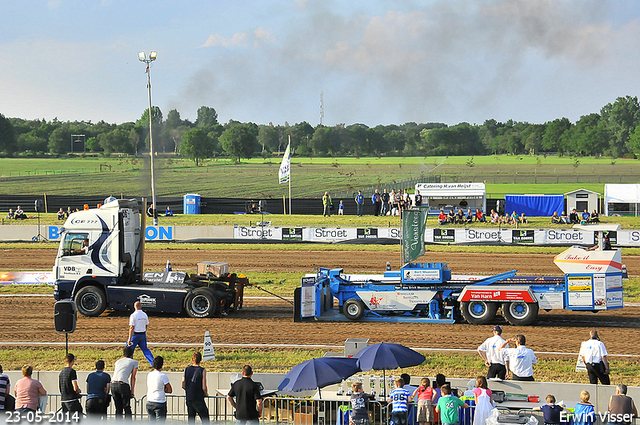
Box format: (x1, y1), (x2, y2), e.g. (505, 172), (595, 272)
(344, 298), (366, 321)
(185, 288), (218, 318)
(75, 286), (106, 317)
(501, 302), (538, 326)
(460, 301), (498, 325)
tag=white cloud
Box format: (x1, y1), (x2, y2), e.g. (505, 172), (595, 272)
(201, 32), (249, 48)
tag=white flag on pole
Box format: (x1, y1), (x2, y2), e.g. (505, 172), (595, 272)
(279, 141), (291, 184)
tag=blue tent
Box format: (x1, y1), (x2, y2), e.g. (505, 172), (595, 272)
(505, 194), (564, 217)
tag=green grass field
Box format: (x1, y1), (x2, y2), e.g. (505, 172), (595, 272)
(0, 155), (637, 198)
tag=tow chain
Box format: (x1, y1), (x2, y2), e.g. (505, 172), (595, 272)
(246, 281), (294, 305)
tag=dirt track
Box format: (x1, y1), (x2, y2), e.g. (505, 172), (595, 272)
(1, 248), (640, 357)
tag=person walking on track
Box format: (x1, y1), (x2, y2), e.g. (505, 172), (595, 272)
(127, 301), (154, 367)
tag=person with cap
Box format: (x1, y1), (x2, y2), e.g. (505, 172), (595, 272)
(579, 329), (610, 385)
(477, 325), (509, 380)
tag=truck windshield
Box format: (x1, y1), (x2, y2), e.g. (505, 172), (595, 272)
(62, 233), (90, 256)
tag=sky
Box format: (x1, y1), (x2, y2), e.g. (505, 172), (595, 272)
(1, 0), (640, 128)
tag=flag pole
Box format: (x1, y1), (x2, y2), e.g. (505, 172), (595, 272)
(288, 135), (292, 215)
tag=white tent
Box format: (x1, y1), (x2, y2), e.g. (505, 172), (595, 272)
(604, 184), (640, 216)
(415, 182), (486, 214)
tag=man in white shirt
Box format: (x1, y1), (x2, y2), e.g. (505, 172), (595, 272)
(579, 329), (610, 385)
(146, 356), (172, 421)
(499, 334), (537, 381)
(477, 325), (509, 380)
(111, 346), (139, 419)
(127, 301), (154, 367)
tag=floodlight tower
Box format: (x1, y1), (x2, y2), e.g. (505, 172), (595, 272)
(138, 50), (158, 226)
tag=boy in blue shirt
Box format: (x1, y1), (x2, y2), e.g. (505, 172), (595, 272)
(387, 377), (412, 425)
(436, 384), (469, 425)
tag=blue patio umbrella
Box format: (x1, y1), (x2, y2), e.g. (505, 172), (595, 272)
(353, 342), (426, 397)
(278, 357), (360, 396)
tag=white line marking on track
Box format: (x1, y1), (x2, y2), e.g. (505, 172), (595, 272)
(0, 342), (636, 358)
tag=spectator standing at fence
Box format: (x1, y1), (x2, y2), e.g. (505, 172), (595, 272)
(414, 190), (423, 207)
(147, 356), (172, 422)
(127, 301), (154, 367)
(182, 351), (210, 424)
(350, 382), (371, 425)
(412, 378), (435, 425)
(436, 384), (468, 425)
(403, 189), (411, 211)
(372, 190), (381, 216)
(477, 325), (509, 380)
(322, 192), (332, 217)
(59, 353), (83, 416)
(0, 364), (10, 411)
(227, 365), (263, 425)
(355, 190), (364, 217)
(607, 384), (637, 425)
(112, 345), (138, 419)
(381, 189), (390, 216)
(86, 360), (111, 419)
(499, 334), (537, 381)
(472, 376), (493, 425)
(579, 329), (610, 385)
(388, 378), (412, 425)
(14, 365), (46, 414)
(338, 200), (344, 216)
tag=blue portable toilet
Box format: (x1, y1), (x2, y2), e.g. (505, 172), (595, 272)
(183, 193), (201, 214)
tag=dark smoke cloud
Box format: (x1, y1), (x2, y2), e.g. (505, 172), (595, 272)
(172, 0), (616, 127)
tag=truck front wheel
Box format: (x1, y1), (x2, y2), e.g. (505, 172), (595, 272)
(501, 302), (539, 326)
(75, 286), (107, 317)
(343, 298), (366, 321)
(185, 288), (218, 318)
(460, 301), (498, 325)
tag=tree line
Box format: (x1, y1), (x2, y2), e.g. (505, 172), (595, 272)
(1, 96), (640, 161)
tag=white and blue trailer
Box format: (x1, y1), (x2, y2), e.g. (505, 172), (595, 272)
(299, 225), (625, 325)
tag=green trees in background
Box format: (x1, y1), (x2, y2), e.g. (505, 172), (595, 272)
(2, 96), (640, 159)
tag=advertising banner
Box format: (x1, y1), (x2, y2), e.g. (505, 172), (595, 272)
(540, 229), (593, 245)
(512, 229), (535, 244)
(303, 227), (358, 242)
(281, 227), (303, 241)
(233, 226), (283, 240)
(402, 208), (428, 263)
